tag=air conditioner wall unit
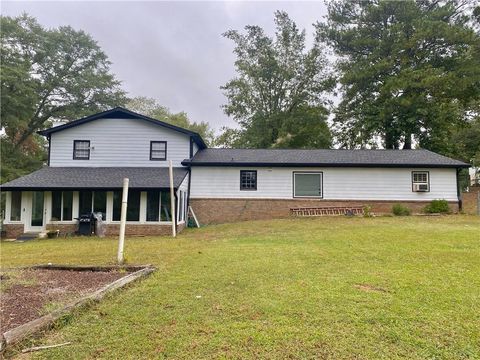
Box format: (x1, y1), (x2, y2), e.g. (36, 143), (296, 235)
(413, 183), (429, 192)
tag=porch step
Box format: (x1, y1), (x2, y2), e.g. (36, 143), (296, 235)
(16, 233), (40, 241)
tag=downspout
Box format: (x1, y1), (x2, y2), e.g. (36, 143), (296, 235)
(186, 137), (194, 227)
(186, 167), (192, 227)
(47, 135), (51, 166)
(456, 168), (462, 212)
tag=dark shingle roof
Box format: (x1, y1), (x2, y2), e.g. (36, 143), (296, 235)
(182, 149), (469, 168)
(1, 167), (188, 190)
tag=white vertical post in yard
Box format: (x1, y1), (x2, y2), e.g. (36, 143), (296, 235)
(117, 178), (129, 264)
(169, 160), (176, 237)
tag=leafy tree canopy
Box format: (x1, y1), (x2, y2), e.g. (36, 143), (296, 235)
(218, 11), (332, 149)
(1, 14), (126, 182)
(317, 0), (480, 152)
(127, 97), (215, 146)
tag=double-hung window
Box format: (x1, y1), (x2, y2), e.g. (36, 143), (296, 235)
(150, 141), (167, 160)
(73, 140), (90, 160)
(293, 172), (323, 198)
(240, 170), (257, 191)
(412, 171), (429, 192)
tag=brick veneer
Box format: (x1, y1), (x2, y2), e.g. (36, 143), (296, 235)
(104, 224), (178, 236)
(1, 224), (24, 239)
(190, 198), (460, 225)
(2, 222), (184, 239)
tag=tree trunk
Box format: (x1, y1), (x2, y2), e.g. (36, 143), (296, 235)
(403, 134), (412, 149)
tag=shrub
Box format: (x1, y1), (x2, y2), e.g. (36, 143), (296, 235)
(363, 205), (373, 217)
(424, 199), (451, 214)
(392, 204), (411, 216)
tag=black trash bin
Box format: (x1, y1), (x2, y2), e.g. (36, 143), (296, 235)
(77, 214), (95, 235)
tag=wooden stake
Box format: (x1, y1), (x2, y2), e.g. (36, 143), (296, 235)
(188, 206), (200, 228)
(169, 161), (176, 237)
(22, 342), (72, 353)
(117, 178), (129, 264)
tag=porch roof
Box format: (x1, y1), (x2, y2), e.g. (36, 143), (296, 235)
(1, 167), (188, 191)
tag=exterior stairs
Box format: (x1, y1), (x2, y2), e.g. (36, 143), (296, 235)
(16, 232), (40, 241)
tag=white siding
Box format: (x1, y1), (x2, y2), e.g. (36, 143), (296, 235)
(49, 118), (192, 167)
(190, 167), (458, 201)
(192, 143), (199, 156)
(178, 172), (189, 192)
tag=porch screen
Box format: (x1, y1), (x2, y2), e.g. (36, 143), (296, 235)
(10, 191), (21, 221)
(79, 191), (92, 215)
(52, 191), (73, 221)
(160, 191), (171, 221)
(146, 190), (160, 222)
(113, 190), (140, 221)
(293, 172), (323, 198)
(93, 192), (107, 220)
(78, 191), (106, 219)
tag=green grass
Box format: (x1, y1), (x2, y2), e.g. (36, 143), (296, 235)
(1, 216), (479, 359)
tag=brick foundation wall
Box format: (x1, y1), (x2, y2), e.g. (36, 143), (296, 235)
(1, 222), (184, 239)
(104, 224), (177, 236)
(190, 198), (460, 225)
(2, 224), (24, 239)
(177, 222), (186, 233)
(47, 224), (77, 235)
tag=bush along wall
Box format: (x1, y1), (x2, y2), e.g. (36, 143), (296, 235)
(424, 199), (451, 214)
(392, 204), (411, 216)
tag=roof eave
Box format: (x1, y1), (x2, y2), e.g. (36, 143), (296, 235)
(182, 161), (470, 168)
(1, 186), (180, 191)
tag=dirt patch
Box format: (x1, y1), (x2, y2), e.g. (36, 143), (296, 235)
(0, 269), (124, 333)
(354, 284), (388, 293)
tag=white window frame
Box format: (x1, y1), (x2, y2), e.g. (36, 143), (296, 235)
(412, 171), (430, 192)
(293, 171), (323, 198)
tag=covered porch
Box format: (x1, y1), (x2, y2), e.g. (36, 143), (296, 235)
(1, 167), (190, 239)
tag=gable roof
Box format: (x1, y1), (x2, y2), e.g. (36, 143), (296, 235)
(37, 107), (207, 149)
(182, 148), (469, 168)
(1, 167), (189, 191)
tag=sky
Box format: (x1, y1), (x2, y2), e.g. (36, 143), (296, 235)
(2, 1), (329, 132)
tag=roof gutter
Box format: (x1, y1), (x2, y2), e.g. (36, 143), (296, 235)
(181, 161), (470, 169)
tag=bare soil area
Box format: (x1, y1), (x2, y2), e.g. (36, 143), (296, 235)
(0, 269), (124, 333)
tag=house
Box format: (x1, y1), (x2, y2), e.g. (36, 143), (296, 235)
(1, 107), (469, 238)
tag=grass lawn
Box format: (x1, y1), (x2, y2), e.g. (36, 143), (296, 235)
(1, 216), (479, 359)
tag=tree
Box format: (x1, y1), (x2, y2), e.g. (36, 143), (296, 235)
(219, 11), (332, 149)
(317, 0), (480, 151)
(1, 14), (126, 182)
(127, 97), (215, 146)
